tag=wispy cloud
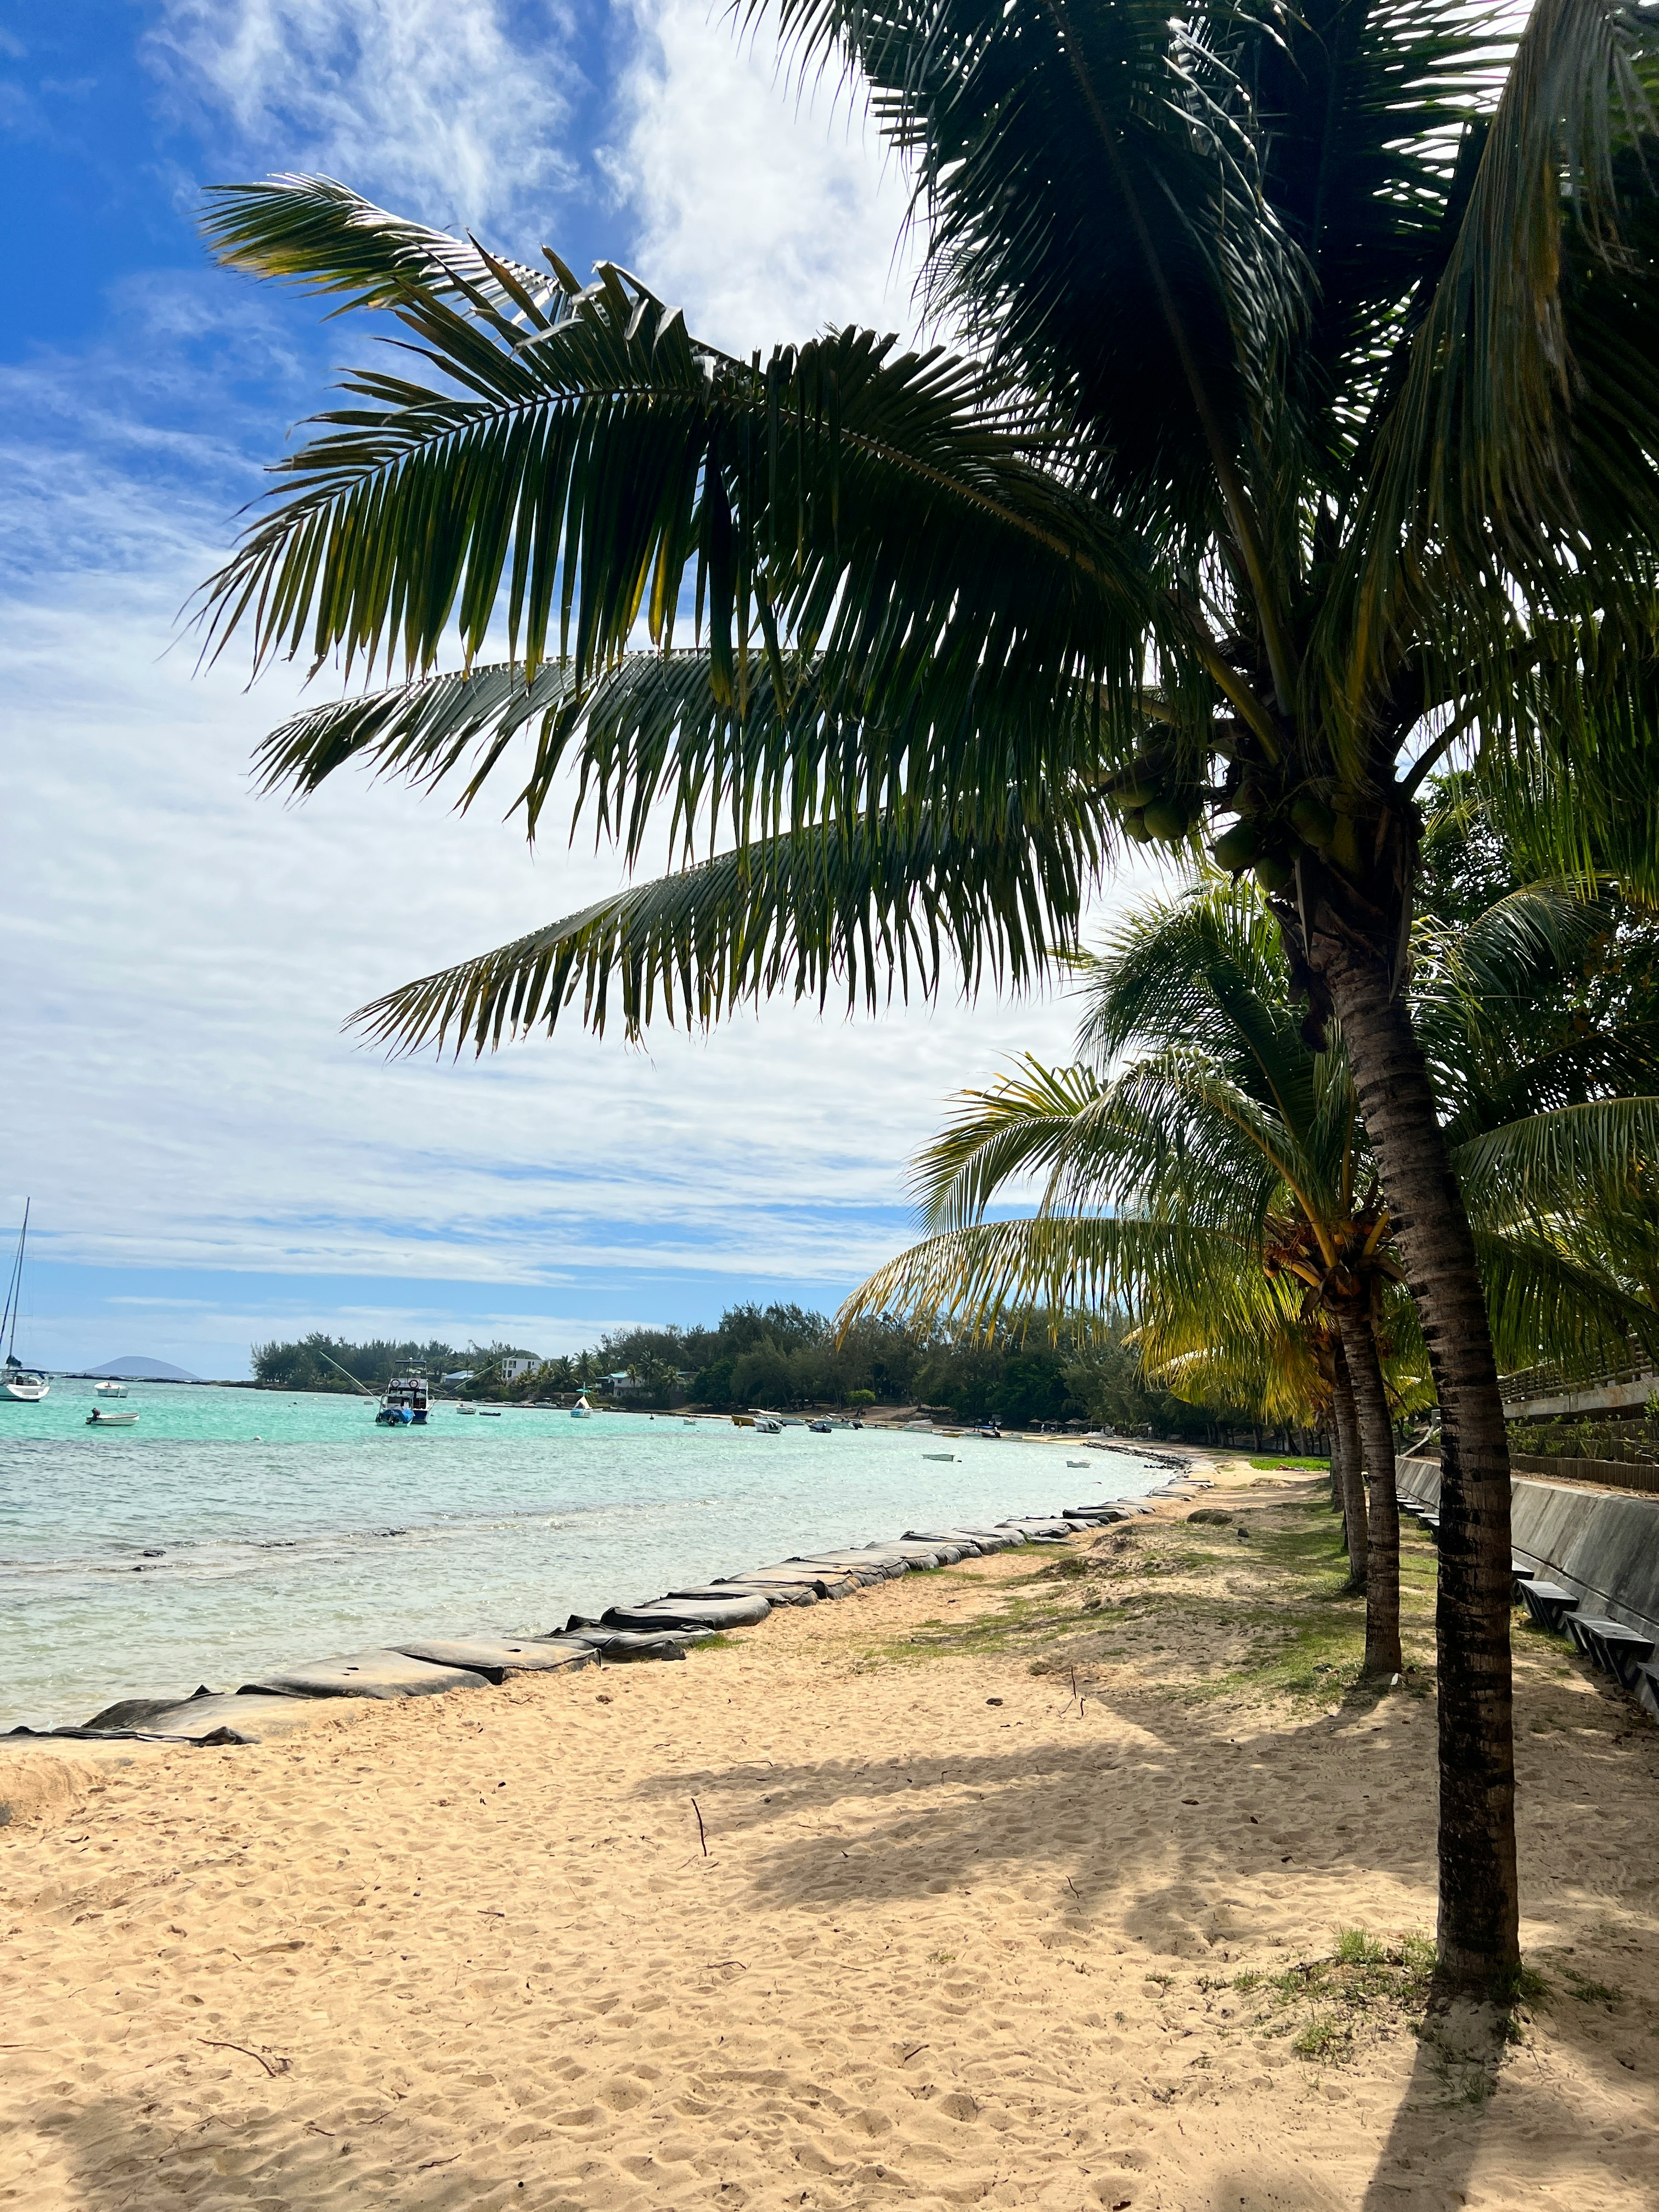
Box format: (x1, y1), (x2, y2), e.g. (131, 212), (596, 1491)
(146, 0), (583, 230)
(604, 0), (924, 352)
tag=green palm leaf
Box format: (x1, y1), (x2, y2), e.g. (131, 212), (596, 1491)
(1456, 1096), (1659, 1220)
(349, 797), (1107, 1051)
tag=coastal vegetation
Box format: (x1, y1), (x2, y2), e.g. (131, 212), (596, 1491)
(250, 1333), (514, 1392)
(247, 1305), (1282, 1438)
(197, 0), (1659, 1987)
(849, 801), (1659, 1680)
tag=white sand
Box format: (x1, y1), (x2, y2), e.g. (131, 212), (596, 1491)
(3, 1475), (1655, 2209)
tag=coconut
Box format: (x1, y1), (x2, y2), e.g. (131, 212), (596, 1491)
(1211, 820), (1259, 872)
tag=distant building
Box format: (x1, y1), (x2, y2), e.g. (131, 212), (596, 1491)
(500, 1356), (539, 1382)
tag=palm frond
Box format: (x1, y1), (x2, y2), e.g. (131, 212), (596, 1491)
(1457, 1096), (1659, 1220)
(196, 210), (1155, 776)
(202, 173), (573, 323)
(907, 1060), (1106, 1232)
(348, 797), (1105, 1051)
(1476, 1223), (1659, 1371)
(839, 1212), (1266, 1340)
(1346, 0), (1659, 654)
(252, 637), (1122, 864)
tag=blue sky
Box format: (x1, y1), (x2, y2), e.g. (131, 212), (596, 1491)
(2, 0), (1152, 1379)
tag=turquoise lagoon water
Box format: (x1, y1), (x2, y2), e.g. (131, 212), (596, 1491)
(0, 1381), (1169, 1730)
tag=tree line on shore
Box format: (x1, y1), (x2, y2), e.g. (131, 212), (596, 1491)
(250, 1307), (1316, 1446)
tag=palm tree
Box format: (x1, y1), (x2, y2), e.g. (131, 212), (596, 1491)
(848, 869), (1659, 1652)
(848, 882), (1432, 1673)
(196, 1), (1659, 1985)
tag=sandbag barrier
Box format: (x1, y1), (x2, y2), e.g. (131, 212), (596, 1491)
(4, 1485), (1201, 1748)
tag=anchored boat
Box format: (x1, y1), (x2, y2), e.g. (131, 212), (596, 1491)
(0, 1201), (48, 1403)
(376, 1372), (429, 1427)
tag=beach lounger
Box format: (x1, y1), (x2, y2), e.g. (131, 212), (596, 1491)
(1511, 1560), (1537, 1603)
(1519, 1582), (1581, 1634)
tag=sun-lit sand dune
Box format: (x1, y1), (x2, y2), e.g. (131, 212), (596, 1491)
(2, 1472), (1654, 2210)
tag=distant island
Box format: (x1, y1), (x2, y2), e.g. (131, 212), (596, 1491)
(78, 1356), (202, 1383)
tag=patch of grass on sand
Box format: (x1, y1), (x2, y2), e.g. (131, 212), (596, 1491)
(848, 1486), (1444, 1703)
(1219, 1933), (1438, 2062)
(1248, 1455), (1331, 1470)
(844, 1483), (1445, 1713)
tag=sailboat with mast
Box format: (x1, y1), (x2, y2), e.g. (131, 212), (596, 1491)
(0, 1200), (49, 1403)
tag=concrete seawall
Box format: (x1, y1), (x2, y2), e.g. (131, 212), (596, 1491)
(1397, 1453), (1659, 1717)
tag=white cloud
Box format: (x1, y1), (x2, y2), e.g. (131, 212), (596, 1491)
(3, 1), (1173, 1380)
(146, 0), (580, 230)
(605, 0), (924, 351)
(4, 500), (1149, 1309)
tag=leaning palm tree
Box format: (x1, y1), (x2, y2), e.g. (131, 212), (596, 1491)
(845, 876), (1659, 1669)
(198, 0), (1659, 1984)
(849, 883), (1429, 1675)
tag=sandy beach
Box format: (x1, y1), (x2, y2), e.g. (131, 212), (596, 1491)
(3, 1468), (1655, 2211)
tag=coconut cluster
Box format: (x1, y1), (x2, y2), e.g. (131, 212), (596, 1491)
(1105, 747), (1352, 893)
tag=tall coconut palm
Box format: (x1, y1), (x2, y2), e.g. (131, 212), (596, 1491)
(197, 0), (1659, 1983)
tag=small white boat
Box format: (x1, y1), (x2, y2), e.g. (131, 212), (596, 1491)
(924, 1451), (957, 1462)
(95, 1379), (129, 1399)
(571, 1395), (592, 1419)
(752, 1414), (783, 1434)
(457, 1403), (476, 1414)
(0, 1201), (48, 1403)
(87, 1408), (139, 1427)
(808, 1418), (834, 1434)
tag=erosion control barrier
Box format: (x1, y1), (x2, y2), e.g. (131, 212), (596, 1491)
(6, 1464), (1203, 1750)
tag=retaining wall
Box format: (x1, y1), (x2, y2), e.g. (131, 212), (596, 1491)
(1397, 1454), (1659, 1649)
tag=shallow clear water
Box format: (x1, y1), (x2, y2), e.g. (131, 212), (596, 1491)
(0, 1381), (1168, 1729)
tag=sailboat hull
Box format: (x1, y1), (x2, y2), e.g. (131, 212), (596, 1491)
(0, 1377), (48, 1403)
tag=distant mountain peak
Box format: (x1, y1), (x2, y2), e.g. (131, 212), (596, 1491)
(84, 1356), (201, 1382)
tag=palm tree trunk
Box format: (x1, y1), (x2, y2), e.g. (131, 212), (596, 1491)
(1330, 1344), (1367, 1586)
(1318, 935), (1519, 1989)
(1338, 1311), (1402, 1675)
